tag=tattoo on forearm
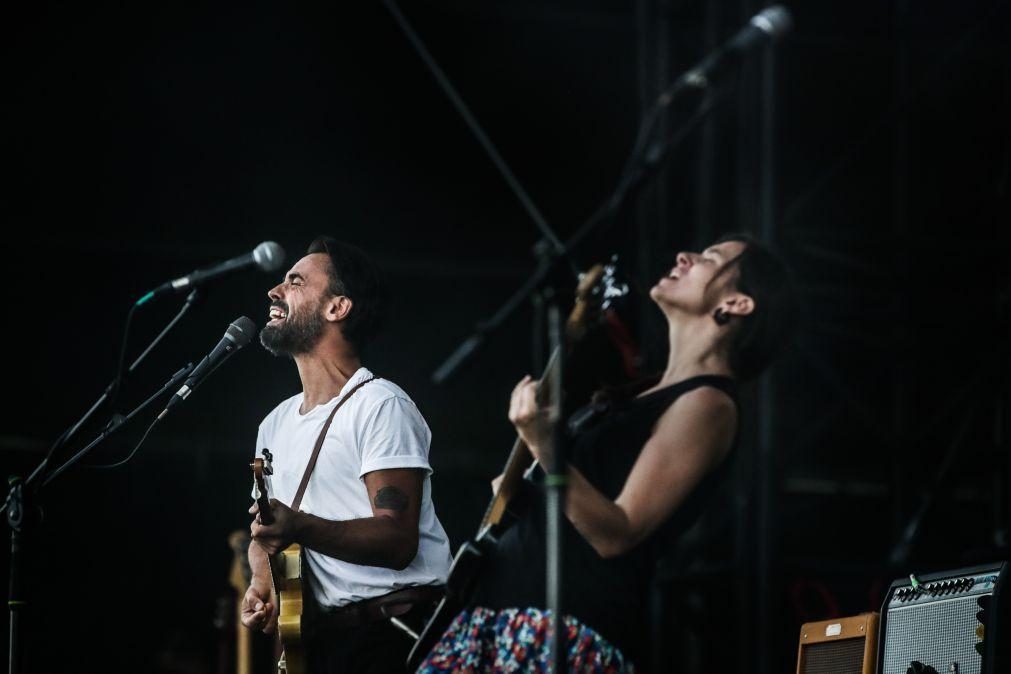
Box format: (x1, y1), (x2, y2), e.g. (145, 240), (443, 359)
(374, 486), (409, 512)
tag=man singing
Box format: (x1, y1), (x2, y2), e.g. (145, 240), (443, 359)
(241, 237), (451, 673)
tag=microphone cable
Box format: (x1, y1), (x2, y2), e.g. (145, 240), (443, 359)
(41, 364), (193, 485)
(86, 415), (162, 470)
(21, 290), (202, 496)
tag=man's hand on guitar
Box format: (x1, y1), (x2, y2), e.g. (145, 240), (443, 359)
(508, 375), (554, 465)
(249, 499), (298, 556)
(240, 579), (278, 634)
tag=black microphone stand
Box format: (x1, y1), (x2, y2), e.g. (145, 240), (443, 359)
(38, 363), (194, 488)
(4, 289), (202, 674)
(444, 84), (732, 672)
(6, 363), (193, 674)
(18, 289), (203, 490)
(544, 292), (568, 674)
(431, 81), (731, 386)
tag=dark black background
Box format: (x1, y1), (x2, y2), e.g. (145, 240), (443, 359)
(3, 1), (1009, 672)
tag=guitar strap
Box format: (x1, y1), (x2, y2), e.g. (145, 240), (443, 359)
(290, 375), (376, 512)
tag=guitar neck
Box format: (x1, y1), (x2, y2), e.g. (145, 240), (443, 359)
(250, 467), (283, 589)
(479, 349), (559, 531)
(256, 496), (274, 526)
(253, 473), (275, 526)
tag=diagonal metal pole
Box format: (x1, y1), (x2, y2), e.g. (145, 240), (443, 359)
(429, 90), (727, 384)
(382, 0), (568, 259)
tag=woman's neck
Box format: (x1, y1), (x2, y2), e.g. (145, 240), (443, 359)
(659, 317), (733, 386)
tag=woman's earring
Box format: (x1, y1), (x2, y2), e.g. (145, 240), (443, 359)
(712, 308), (731, 326)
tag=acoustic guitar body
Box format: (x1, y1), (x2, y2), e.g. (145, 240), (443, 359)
(275, 544), (305, 674)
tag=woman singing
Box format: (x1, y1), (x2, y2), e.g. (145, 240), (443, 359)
(419, 234), (797, 672)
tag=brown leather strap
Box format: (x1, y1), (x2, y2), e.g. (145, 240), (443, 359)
(291, 376), (375, 512)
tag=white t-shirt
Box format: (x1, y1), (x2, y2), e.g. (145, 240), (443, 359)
(254, 366), (451, 608)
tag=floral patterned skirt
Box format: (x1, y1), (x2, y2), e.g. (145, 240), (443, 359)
(416, 606), (635, 673)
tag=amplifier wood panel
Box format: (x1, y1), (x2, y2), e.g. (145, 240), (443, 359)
(797, 613), (879, 674)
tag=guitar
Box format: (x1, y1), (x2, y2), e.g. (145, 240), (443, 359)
(227, 530), (253, 674)
(251, 450), (307, 674)
(406, 261), (629, 670)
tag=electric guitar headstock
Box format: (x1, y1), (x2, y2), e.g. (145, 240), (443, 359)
(566, 256), (629, 343)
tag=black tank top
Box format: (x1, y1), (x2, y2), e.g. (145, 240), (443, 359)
(471, 375), (738, 669)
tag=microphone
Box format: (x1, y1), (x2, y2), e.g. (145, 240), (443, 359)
(158, 316), (257, 419)
(662, 5), (793, 100)
(137, 242), (286, 305)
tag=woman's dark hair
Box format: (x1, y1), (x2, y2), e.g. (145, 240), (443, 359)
(307, 236), (388, 352)
(713, 233), (798, 381)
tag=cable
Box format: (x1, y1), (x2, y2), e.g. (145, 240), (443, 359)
(107, 301), (139, 413)
(40, 363), (193, 488)
(22, 290), (201, 491)
(87, 417), (161, 470)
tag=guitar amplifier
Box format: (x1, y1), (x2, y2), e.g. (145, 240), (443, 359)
(796, 613), (879, 674)
(878, 561), (1008, 674)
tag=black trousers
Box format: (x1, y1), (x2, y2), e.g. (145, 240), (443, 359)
(305, 603), (430, 674)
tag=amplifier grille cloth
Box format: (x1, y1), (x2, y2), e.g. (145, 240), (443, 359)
(883, 594), (986, 674)
(803, 638), (864, 674)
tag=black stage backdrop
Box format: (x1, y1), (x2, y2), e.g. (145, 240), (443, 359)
(3, 1), (1009, 673)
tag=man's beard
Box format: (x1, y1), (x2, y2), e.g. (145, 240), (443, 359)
(259, 299), (326, 357)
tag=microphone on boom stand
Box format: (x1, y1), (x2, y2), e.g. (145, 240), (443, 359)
(663, 5), (793, 101)
(158, 316), (257, 420)
(137, 242), (285, 306)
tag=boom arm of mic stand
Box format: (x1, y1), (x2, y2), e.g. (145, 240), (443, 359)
(38, 363), (195, 489)
(430, 87), (730, 385)
(432, 334), (485, 385)
(22, 289), (203, 491)
(431, 251), (577, 384)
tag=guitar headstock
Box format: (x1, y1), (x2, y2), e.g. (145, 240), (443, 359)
(250, 449), (275, 526)
(567, 256), (629, 341)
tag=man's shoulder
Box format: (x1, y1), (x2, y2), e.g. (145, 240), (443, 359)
(358, 377), (414, 406)
(354, 377), (426, 418)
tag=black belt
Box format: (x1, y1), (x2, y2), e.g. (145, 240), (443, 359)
(315, 585), (444, 631)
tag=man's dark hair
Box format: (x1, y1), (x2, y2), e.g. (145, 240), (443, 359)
(712, 233), (799, 381)
(307, 236), (388, 352)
